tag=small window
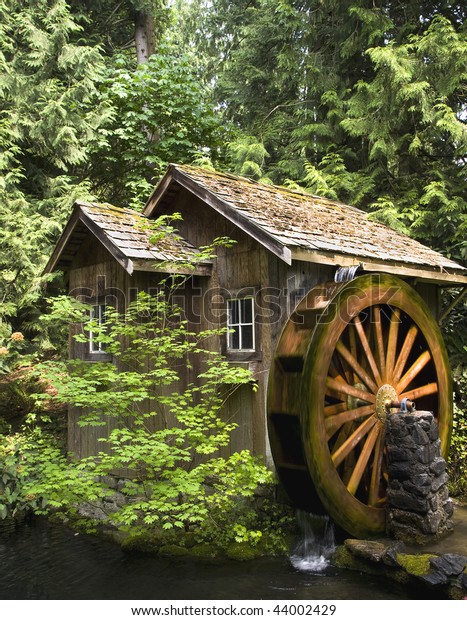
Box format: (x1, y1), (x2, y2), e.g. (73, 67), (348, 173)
(227, 298), (255, 351)
(89, 304), (107, 353)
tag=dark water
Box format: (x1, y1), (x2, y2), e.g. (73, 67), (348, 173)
(0, 518), (429, 600)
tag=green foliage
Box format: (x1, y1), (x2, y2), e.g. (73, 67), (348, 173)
(0, 332), (26, 375)
(227, 136), (270, 182)
(0, 0), (107, 342)
(68, 1), (171, 55)
(0, 422), (69, 520)
(0, 225), (283, 549)
(447, 364), (467, 498)
(188, 2), (466, 264)
(88, 44), (226, 207)
(443, 291), (467, 498)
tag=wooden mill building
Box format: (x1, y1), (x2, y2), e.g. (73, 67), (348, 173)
(46, 165), (467, 516)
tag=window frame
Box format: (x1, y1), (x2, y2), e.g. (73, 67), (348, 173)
(88, 302), (108, 355)
(226, 296), (256, 353)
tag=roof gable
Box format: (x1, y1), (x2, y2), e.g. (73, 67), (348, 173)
(45, 200), (212, 276)
(145, 164), (467, 286)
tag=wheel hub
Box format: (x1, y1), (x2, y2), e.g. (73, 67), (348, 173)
(375, 384), (398, 422)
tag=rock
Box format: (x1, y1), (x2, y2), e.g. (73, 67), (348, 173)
(427, 422), (441, 442)
(225, 542), (262, 561)
(387, 446), (410, 463)
(438, 485), (449, 502)
(430, 457), (446, 477)
(420, 509), (443, 535)
(101, 475), (118, 490)
(388, 508), (426, 530)
(402, 478), (432, 498)
(419, 571), (449, 586)
(344, 539), (387, 563)
(429, 554), (467, 577)
(77, 502), (109, 521)
(159, 544), (191, 557)
(445, 499), (454, 518)
(388, 461), (421, 482)
(387, 489), (429, 514)
(382, 541), (407, 567)
(409, 424), (429, 446)
(431, 472), (449, 493)
(417, 442), (439, 465)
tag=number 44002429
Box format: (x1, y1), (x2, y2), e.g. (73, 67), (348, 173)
(272, 605), (337, 615)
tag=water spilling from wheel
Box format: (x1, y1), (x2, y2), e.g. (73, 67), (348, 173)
(290, 511), (335, 573)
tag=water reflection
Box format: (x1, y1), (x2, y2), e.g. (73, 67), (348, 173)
(0, 518), (428, 600)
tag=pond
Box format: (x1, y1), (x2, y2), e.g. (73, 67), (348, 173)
(0, 517), (435, 600)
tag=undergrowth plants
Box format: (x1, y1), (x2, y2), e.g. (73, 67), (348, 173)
(0, 227), (292, 553)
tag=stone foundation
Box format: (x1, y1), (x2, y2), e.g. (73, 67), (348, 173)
(386, 411), (453, 543)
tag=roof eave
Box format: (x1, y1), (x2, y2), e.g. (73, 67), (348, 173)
(44, 203), (135, 275)
(131, 258), (213, 277)
(43, 204), (82, 275)
(45, 201), (213, 278)
(291, 247), (467, 286)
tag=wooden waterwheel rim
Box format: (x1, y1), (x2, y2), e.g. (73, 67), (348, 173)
(267, 273), (452, 539)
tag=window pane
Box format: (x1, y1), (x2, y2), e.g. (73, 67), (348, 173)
(241, 325), (254, 350)
(228, 299), (239, 325)
(241, 298), (253, 323)
(229, 326), (240, 350)
(90, 304), (106, 353)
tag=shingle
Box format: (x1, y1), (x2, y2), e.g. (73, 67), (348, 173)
(79, 202), (202, 264)
(174, 165), (464, 272)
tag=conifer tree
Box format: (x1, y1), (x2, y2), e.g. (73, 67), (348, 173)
(0, 0), (107, 341)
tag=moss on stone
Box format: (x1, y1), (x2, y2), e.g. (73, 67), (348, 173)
(331, 546), (358, 570)
(225, 542), (262, 561)
(395, 553), (436, 577)
(122, 533), (162, 554)
(158, 544), (191, 557)
(190, 544), (221, 559)
(334, 545), (384, 575)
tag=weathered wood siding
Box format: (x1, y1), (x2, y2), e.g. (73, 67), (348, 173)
(66, 192), (442, 471)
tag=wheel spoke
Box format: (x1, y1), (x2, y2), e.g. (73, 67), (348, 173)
(396, 350), (431, 394)
(400, 382), (438, 401)
(353, 316), (382, 386)
(385, 307), (400, 382)
(328, 360), (339, 377)
(335, 341), (378, 394)
(349, 326), (358, 384)
(373, 306), (386, 381)
(324, 402), (347, 417)
(347, 423), (380, 496)
(392, 324), (418, 385)
(326, 376), (375, 403)
(325, 404), (374, 439)
(332, 416), (377, 467)
(332, 350), (351, 385)
(333, 421), (354, 453)
(368, 428), (385, 507)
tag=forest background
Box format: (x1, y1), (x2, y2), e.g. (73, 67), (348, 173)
(0, 0), (466, 510)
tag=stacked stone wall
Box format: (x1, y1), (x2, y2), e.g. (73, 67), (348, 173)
(386, 410), (453, 544)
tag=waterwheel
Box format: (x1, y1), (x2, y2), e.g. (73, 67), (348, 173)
(267, 273), (452, 538)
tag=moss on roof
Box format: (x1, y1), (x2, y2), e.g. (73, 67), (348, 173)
(167, 164), (464, 274)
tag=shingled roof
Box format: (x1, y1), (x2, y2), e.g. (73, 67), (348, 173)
(45, 200), (211, 276)
(145, 164), (467, 285)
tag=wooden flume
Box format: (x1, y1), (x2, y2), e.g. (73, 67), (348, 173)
(267, 274), (452, 538)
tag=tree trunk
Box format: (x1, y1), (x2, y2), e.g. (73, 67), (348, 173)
(135, 10), (155, 64)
